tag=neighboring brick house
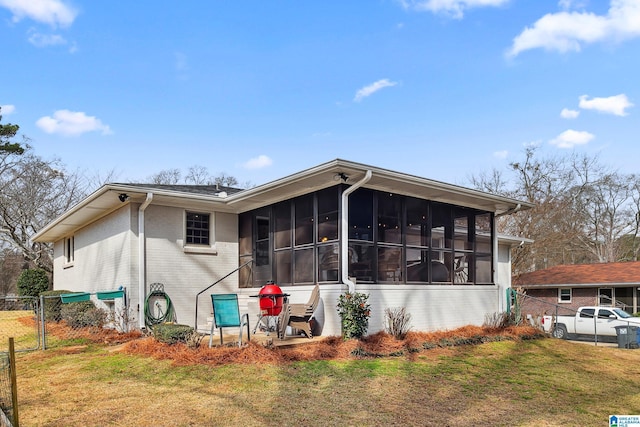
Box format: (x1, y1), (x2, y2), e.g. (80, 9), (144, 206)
(513, 261), (640, 317)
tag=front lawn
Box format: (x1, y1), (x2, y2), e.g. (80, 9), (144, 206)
(13, 327), (640, 426)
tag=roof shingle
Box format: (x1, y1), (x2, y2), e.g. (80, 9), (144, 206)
(513, 261), (640, 286)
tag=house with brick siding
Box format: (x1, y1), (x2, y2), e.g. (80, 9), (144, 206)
(32, 159), (532, 337)
(513, 261), (640, 317)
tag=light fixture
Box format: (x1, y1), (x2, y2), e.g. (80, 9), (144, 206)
(333, 172), (348, 182)
(118, 193), (129, 202)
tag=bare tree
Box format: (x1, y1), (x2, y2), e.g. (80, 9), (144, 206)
(572, 172), (638, 262)
(149, 166), (251, 188)
(185, 165), (211, 185)
(469, 145), (640, 274)
(213, 172), (239, 187)
(0, 154), (89, 273)
(147, 168), (182, 185)
(0, 249), (22, 296)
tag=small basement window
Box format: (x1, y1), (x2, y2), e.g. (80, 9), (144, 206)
(558, 288), (571, 303)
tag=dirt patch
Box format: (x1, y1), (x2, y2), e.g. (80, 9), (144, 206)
(121, 324), (543, 366)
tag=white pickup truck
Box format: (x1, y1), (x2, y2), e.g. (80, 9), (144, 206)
(542, 306), (640, 340)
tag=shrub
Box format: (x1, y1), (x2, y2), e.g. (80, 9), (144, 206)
(40, 290), (71, 321)
(61, 301), (108, 328)
(384, 307), (412, 340)
(17, 268), (50, 297)
(337, 291), (371, 339)
(152, 323), (195, 345)
(483, 311), (512, 329)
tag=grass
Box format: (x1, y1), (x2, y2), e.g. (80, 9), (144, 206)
(12, 331), (640, 427)
(0, 311), (39, 351)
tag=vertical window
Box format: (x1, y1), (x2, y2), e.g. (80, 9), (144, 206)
(274, 201), (291, 249)
(294, 248), (314, 284)
(64, 236), (74, 264)
(294, 195), (314, 246)
(275, 250), (292, 285)
(349, 189), (373, 241)
(558, 288), (572, 303)
(238, 212), (253, 288)
(474, 213), (493, 284)
(317, 187), (339, 243)
(318, 244), (339, 282)
(378, 193), (402, 244)
(405, 197), (429, 247)
(256, 217), (270, 267)
(186, 212), (210, 245)
(348, 243), (374, 282)
(378, 246), (402, 283)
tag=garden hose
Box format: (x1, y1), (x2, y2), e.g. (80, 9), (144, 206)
(144, 289), (175, 329)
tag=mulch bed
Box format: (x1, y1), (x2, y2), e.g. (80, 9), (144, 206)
(18, 315), (545, 365)
(120, 324), (544, 366)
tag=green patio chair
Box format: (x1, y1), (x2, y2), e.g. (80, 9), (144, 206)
(209, 294), (250, 347)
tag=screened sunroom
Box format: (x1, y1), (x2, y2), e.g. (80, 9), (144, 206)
(239, 184), (494, 289)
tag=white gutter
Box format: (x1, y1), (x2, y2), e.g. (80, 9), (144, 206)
(138, 193), (153, 329)
(341, 170), (372, 293)
(496, 203), (522, 218)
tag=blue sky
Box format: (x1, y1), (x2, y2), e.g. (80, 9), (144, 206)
(1, 0), (638, 187)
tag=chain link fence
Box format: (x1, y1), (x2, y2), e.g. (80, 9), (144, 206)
(40, 294), (137, 350)
(0, 297), (40, 353)
(509, 289), (639, 346)
(0, 349), (16, 427)
(2, 293), (138, 352)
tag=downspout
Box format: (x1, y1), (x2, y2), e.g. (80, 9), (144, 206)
(495, 203), (521, 218)
(138, 193), (153, 329)
(341, 170), (372, 293)
(495, 203), (521, 313)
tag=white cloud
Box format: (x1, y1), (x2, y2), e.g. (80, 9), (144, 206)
(560, 108), (580, 119)
(507, 0), (640, 57)
(578, 94), (633, 116)
(36, 110), (112, 136)
(0, 0), (78, 27)
(354, 79), (398, 102)
(243, 155), (272, 170)
(1, 104), (16, 115)
(558, 0), (587, 11)
(549, 129), (594, 148)
(28, 30), (67, 47)
(397, 0), (509, 19)
(493, 150), (508, 159)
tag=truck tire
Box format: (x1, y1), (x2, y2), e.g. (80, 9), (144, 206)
(552, 324), (568, 340)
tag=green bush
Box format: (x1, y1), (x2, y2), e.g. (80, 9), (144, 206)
(152, 323), (195, 345)
(61, 301), (107, 328)
(40, 290), (71, 321)
(17, 268), (50, 297)
(337, 291), (371, 340)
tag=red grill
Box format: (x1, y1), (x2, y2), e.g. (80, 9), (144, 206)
(257, 283), (286, 316)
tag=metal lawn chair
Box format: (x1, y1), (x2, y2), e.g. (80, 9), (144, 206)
(209, 294), (250, 347)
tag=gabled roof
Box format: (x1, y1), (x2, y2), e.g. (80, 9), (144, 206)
(513, 261), (640, 288)
(117, 184), (244, 196)
(33, 158), (533, 243)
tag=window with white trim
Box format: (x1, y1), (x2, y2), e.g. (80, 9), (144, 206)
(558, 288), (571, 303)
(186, 212), (210, 245)
(184, 211), (217, 254)
(64, 236), (74, 265)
